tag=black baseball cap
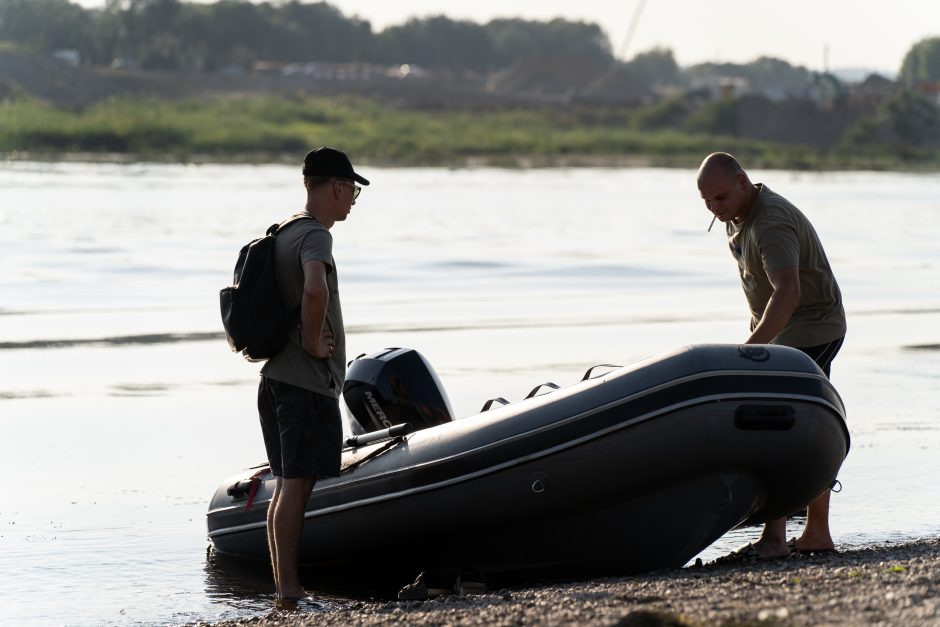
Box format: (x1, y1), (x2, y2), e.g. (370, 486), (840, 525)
(302, 147), (370, 185)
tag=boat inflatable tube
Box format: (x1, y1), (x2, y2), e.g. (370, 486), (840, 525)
(207, 344), (850, 578)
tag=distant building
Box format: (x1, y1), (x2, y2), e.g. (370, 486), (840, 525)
(849, 74), (899, 111)
(52, 49), (81, 67)
(249, 61), (426, 81)
(110, 57), (136, 70)
(688, 76), (749, 101)
(251, 61), (288, 76)
(386, 64), (426, 79)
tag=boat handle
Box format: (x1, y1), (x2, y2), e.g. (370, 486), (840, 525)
(525, 382), (561, 399)
(734, 405), (795, 431)
(345, 423), (413, 448)
(581, 364), (621, 381)
(480, 397), (510, 412)
(226, 480), (253, 499)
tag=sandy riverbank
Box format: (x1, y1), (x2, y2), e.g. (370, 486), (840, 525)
(202, 538), (940, 626)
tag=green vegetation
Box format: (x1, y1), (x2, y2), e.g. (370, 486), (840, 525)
(1, 2), (938, 169)
(2, 94), (936, 170)
(0, 0), (610, 72)
(900, 37), (940, 88)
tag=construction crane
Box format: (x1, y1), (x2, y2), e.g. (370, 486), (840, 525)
(618, 0), (647, 60)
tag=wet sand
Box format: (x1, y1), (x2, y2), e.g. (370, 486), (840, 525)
(204, 539), (940, 626)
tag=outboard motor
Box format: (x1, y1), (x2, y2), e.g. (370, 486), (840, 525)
(343, 347), (454, 435)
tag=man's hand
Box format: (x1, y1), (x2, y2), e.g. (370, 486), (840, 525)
(302, 326), (335, 359)
(299, 260), (331, 358)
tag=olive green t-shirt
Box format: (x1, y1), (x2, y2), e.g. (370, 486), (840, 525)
(727, 184), (846, 347)
(260, 215), (345, 397)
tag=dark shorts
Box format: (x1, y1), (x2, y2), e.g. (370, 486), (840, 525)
(794, 336), (844, 379)
(257, 376), (342, 479)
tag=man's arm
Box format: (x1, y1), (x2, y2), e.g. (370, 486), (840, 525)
(300, 259), (333, 359)
(746, 266), (801, 344)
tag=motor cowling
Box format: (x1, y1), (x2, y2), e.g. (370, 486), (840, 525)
(343, 347), (454, 434)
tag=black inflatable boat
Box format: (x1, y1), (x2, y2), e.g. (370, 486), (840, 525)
(207, 344), (849, 576)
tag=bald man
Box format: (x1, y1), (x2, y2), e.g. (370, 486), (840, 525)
(698, 152), (847, 562)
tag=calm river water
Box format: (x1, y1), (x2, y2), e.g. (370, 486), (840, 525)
(1, 162), (938, 625)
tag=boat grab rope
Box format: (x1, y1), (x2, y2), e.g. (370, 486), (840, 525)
(480, 397), (510, 412)
(224, 466), (272, 512)
(482, 364), (622, 412)
(525, 382), (561, 399)
(340, 436), (406, 475)
(581, 364), (621, 380)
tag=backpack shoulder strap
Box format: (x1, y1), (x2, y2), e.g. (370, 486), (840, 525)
(267, 214), (316, 237)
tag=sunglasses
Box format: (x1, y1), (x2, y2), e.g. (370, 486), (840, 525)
(337, 180), (361, 200)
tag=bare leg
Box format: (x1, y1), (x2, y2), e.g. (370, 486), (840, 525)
(266, 478), (283, 592)
(794, 489), (835, 551)
(752, 517), (790, 558)
(272, 476), (317, 605)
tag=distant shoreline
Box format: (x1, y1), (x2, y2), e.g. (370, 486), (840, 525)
(208, 538), (940, 626)
(5, 151), (939, 173)
(3, 89), (937, 173)
(1, 151), (667, 170)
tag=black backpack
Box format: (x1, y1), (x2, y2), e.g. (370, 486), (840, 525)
(220, 215), (313, 361)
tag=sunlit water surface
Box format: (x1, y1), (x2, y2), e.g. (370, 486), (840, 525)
(1, 162), (938, 625)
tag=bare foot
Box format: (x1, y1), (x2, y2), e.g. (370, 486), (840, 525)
(274, 597), (298, 611)
(752, 538), (791, 559)
(790, 535), (836, 553)
(275, 589), (308, 610)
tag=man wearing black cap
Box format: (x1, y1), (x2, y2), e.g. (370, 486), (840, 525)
(257, 147), (369, 608)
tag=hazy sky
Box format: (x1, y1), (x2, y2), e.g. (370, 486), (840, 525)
(74, 0), (939, 74)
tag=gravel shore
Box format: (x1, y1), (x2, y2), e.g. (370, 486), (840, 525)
(205, 539), (940, 626)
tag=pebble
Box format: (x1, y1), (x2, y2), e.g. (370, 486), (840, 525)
(205, 538), (940, 627)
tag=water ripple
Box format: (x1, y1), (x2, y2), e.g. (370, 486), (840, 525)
(0, 332), (221, 350)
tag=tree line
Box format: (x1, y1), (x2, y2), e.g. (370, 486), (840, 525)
(0, 0), (612, 72)
(3, 0), (939, 87)
(3, 0), (939, 96)
(1, 0), (938, 153)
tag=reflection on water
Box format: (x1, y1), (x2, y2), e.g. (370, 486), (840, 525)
(203, 550), (414, 608)
(109, 382), (172, 396)
(1, 163), (938, 625)
(0, 389), (58, 399)
(0, 331), (222, 350)
(202, 551), (282, 614)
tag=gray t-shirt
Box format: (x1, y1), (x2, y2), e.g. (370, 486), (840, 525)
(260, 215), (345, 397)
(727, 184), (846, 347)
